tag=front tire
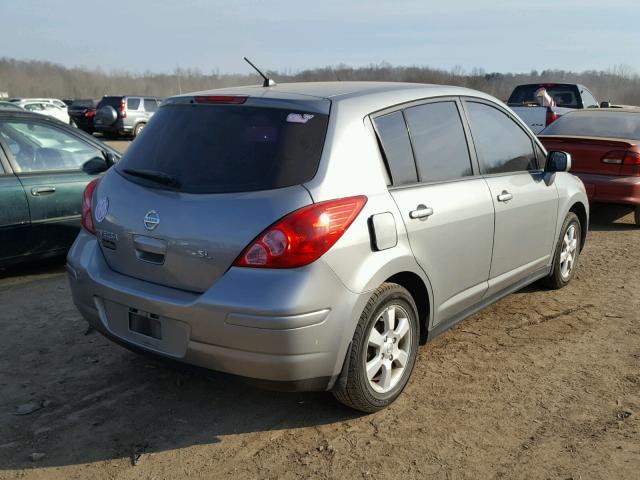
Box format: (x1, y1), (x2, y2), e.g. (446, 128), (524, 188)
(634, 206), (640, 227)
(543, 212), (581, 289)
(333, 283), (419, 413)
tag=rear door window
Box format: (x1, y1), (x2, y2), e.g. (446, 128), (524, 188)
(404, 101), (473, 183)
(144, 98), (158, 112)
(465, 101), (537, 174)
(126, 98), (140, 110)
(373, 111), (418, 185)
(116, 104), (329, 193)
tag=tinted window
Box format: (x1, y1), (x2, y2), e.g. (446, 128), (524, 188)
(0, 121), (103, 172)
(373, 112), (417, 185)
(466, 102), (537, 174)
(127, 98), (140, 110)
(541, 111), (640, 140)
(404, 102), (472, 182)
(508, 85), (580, 108)
(144, 98), (158, 112)
(117, 105), (329, 194)
(98, 96), (122, 109)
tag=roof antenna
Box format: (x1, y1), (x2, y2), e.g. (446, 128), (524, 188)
(243, 57), (276, 87)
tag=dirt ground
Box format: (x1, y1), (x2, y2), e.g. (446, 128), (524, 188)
(0, 199), (638, 479)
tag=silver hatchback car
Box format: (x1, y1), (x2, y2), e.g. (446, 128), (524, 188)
(67, 82), (588, 412)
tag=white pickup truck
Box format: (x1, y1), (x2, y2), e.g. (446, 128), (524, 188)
(507, 83), (607, 134)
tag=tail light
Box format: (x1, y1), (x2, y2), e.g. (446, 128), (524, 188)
(545, 108), (558, 126)
(81, 179), (100, 235)
(85, 110), (95, 118)
(601, 150), (627, 165)
(602, 150), (640, 176)
(233, 196), (367, 268)
(119, 98), (126, 118)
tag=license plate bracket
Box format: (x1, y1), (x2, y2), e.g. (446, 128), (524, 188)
(129, 309), (162, 340)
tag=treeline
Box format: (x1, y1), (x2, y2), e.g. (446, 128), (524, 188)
(1, 57), (639, 105)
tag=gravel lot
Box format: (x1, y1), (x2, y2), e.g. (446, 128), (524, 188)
(0, 143), (638, 479)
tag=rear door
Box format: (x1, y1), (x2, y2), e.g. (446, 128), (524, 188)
(0, 140), (31, 263)
(373, 99), (494, 325)
(463, 99), (558, 297)
(0, 118), (104, 253)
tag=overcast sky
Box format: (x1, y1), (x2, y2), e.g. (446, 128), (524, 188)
(2, 0), (639, 74)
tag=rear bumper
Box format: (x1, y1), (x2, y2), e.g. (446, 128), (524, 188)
(94, 123), (132, 134)
(576, 173), (640, 207)
(66, 231), (365, 390)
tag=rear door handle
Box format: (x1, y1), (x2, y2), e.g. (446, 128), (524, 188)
(497, 191), (513, 202)
(409, 205), (434, 219)
(31, 186), (56, 196)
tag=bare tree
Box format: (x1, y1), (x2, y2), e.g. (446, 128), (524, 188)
(1, 57), (639, 105)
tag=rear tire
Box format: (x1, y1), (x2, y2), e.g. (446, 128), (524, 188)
(133, 123), (145, 138)
(543, 212), (581, 289)
(634, 206), (640, 227)
(332, 283), (419, 413)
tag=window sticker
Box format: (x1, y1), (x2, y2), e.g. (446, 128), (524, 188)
(286, 113), (314, 124)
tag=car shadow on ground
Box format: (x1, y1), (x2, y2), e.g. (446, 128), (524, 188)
(2, 348), (362, 469)
(0, 257), (66, 281)
(588, 204), (637, 231)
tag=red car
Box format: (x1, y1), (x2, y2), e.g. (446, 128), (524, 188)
(539, 109), (640, 226)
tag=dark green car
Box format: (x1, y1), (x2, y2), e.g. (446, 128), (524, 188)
(0, 111), (119, 267)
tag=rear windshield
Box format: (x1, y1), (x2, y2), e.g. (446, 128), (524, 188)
(508, 85), (581, 108)
(541, 111), (640, 140)
(116, 104), (330, 193)
(70, 99), (96, 108)
(98, 97), (122, 109)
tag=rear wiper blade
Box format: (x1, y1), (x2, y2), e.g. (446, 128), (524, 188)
(122, 168), (181, 188)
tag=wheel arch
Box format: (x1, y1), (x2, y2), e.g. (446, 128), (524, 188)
(385, 271), (431, 344)
(569, 201), (588, 251)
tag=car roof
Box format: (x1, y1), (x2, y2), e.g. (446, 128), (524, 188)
(174, 81), (498, 114)
(565, 107), (640, 114)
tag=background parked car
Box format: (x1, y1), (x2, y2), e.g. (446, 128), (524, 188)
(10, 97), (68, 109)
(539, 109), (640, 226)
(93, 95), (163, 138)
(508, 83), (604, 134)
(11, 99), (71, 124)
(0, 110), (119, 267)
(68, 99), (98, 133)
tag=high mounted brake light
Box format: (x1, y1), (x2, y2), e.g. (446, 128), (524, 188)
(233, 196), (367, 268)
(194, 95), (248, 104)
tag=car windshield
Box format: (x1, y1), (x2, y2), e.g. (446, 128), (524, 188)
(116, 103), (330, 194)
(540, 111), (640, 140)
(508, 85), (580, 108)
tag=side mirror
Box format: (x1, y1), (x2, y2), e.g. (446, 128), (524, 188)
(82, 156), (110, 175)
(546, 151), (572, 173)
(104, 151), (118, 167)
(600, 101), (611, 108)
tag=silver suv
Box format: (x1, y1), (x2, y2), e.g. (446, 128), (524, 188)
(67, 82), (588, 412)
(94, 95), (163, 138)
